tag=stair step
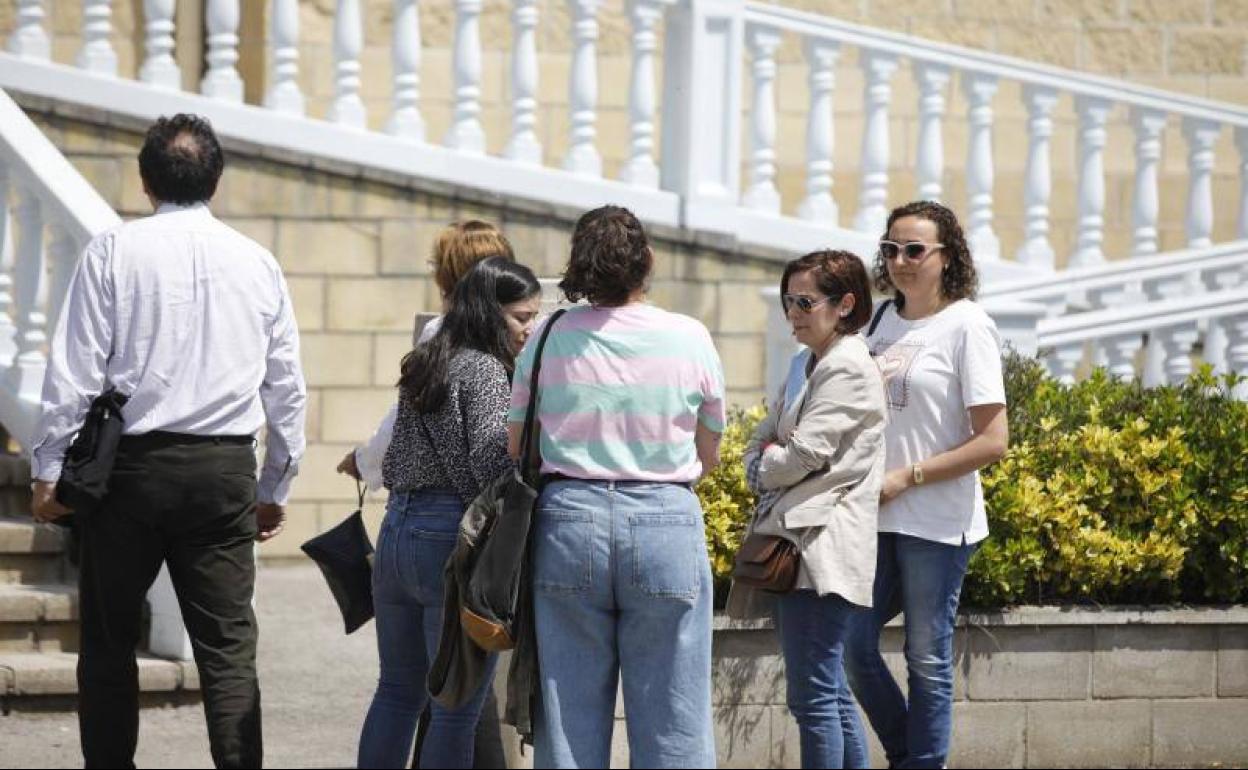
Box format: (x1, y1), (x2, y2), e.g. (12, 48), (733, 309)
(0, 519), (68, 555)
(0, 651), (199, 697)
(0, 554), (66, 585)
(0, 584), (79, 653)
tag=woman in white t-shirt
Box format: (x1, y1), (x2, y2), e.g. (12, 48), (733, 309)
(843, 200), (1009, 769)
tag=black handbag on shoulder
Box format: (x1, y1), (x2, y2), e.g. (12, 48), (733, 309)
(55, 388), (130, 515)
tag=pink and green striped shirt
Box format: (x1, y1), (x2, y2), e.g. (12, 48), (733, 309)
(508, 303), (726, 482)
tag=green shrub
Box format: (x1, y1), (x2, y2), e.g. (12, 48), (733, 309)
(697, 405), (765, 585)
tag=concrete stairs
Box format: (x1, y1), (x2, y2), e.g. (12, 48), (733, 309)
(0, 454), (199, 714)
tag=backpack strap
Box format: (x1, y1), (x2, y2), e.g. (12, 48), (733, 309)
(518, 308), (567, 483)
(867, 299), (894, 337)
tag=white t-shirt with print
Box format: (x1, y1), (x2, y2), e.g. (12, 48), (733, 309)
(866, 299), (1006, 546)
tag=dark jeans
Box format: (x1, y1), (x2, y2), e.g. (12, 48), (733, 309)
(77, 433), (262, 769)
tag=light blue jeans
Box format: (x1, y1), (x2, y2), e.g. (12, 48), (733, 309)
(843, 532), (975, 769)
(357, 489), (497, 769)
(776, 590), (870, 769)
(532, 480), (716, 769)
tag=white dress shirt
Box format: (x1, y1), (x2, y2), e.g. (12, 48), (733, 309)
(31, 202), (307, 504)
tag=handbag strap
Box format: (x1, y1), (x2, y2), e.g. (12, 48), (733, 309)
(518, 309), (567, 484)
(355, 477), (365, 511)
(867, 299), (893, 337)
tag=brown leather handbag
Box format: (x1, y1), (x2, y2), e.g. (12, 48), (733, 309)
(731, 534), (799, 593)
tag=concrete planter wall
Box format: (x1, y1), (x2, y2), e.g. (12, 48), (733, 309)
(501, 606), (1248, 769)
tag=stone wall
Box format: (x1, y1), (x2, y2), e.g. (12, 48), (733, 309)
(20, 104), (780, 557)
(496, 607), (1248, 768)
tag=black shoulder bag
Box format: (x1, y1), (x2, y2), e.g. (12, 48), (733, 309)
(55, 388), (130, 515)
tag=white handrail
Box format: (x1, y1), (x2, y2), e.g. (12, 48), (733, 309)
(1037, 287), (1248, 347)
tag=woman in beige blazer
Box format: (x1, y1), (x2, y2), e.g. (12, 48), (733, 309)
(730, 249), (887, 769)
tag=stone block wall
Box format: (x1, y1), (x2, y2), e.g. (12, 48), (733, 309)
(21, 105), (780, 557)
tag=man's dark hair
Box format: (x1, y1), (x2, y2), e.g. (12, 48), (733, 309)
(559, 205), (653, 307)
(138, 114), (225, 205)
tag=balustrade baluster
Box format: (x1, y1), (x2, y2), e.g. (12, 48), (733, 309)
(1102, 334), (1143, 381)
(330, 0), (367, 128)
(1017, 85), (1058, 269)
(914, 62), (950, 203)
(1071, 95), (1111, 268)
(78, 0), (117, 75)
(265, 0), (305, 114)
(7, 189), (46, 400)
(1047, 343), (1084, 385)
(0, 169), (15, 363)
(1237, 126), (1248, 241)
(741, 26), (782, 213)
(45, 222), (77, 338)
(202, 0), (243, 102)
(8, 1), (50, 59)
(1130, 107), (1166, 256)
(853, 51), (898, 235)
(140, 0), (180, 89)
(1184, 117), (1220, 249)
(964, 72), (999, 260)
(1142, 275), (1189, 387)
(564, 0), (602, 176)
(1158, 324), (1200, 385)
(446, 0), (485, 152)
(387, 0), (423, 137)
(797, 38), (840, 222)
(619, 0), (665, 187)
(1226, 316), (1248, 399)
(503, 0), (540, 162)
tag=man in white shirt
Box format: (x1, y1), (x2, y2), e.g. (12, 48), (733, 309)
(29, 114), (306, 769)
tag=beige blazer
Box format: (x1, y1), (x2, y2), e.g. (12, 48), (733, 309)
(727, 335), (887, 617)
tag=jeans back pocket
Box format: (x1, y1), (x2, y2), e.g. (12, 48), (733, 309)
(630, 512), (700, 600)
(534, 509), (594, 594)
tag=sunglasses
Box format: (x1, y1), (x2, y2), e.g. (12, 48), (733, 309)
(879, 240), (944, 262)
(782, 293), (835, 313)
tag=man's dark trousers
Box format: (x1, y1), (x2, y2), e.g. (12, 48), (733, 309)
(77, 433), (263, 769)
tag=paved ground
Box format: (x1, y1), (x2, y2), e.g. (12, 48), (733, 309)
(0, 563), (380, 769)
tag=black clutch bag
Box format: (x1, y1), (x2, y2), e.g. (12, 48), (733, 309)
(301, 480), (375, 634)
(55, 388), (130, 515)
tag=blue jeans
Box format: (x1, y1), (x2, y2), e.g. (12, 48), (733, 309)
(357, 489), (497, 769)
(532, 480), (716, 769)
(843, 533), (975, 769)
(777, 591), (870, 769)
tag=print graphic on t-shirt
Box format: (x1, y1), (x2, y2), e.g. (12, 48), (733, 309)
(871, 339), (924, 411)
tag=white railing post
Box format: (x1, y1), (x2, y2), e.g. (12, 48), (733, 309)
(329, 0), (367, 129)
(741, 25), (782, 214)
(964, 72), (1000, 261)
(852, 51), (898, 235)
(1017, 85), (1058, 269)
(619, 0), (666, 187)
(78, 0), (118, 76)
(1183, 117), (1220, 249)
(8, 1), (50, 60)
(1047, 343), (1083, 385)
(503, 0), (540, 162)
(1159, 323), (1200, 385)
(1142, 274), (1190, 386)
(564, 0), (602, 176)
(0, 168), (15, 364)
(797, 37), (840, 223)
(387, 0), (423, 137)
(914, 61), (950, 203)
(1237, 126), (1248, 241)
(44, 221), (78, 337)
(265, 0), (305, 115)
(202, 0), (243, 102)
(7, 189), (47, 401)
(1226, 316), (1248, 399)
(1130, 107), (1166, 256)
(140, 0), (180, 90)
(445, 0), (485, 152)
(1071, 95), (1112, 268)
(659, 0), (744, 233)
(1102, 333), (1144, 381)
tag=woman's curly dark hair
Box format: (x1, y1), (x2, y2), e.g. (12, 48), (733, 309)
(873, 200), (978, 309)
(559, 205), (653, 307)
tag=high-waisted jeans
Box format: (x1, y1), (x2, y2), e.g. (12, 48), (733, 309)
(357, 489), (497, 769)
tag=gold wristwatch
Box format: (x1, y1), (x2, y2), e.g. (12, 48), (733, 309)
(911, 463), (925, 486)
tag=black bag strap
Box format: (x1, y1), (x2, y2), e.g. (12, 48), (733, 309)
(867, 299), (893, 337)
(518, 309), (567, 484)
(355, 478), (365, 512)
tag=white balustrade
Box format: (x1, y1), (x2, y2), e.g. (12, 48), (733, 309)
(1226, 316), (1248, 399)
(140, 0), (180, 90)
(445, 0), (485, 152)
(329, 0), (367, 129)
(8, 1), (50, 60)
(1158, 323), (1200, 385)
(264, 0), (304, 115)
(1183, 117), (1220, 249)
(964, 72), (1000, 260)
(503, 0), (540, 163)
(1130, 107), (1166, 256)
(1017, 85), (1058, 269)
(1101, 333), (1143, 380)
(564, 0), (602, 176)
(1048, 342), (1084, 385)
(77, 0), (117, 75)
(0, 168), (15, 363)
(1238, 127), (1248, 240)
(7, 189), (46, 400)
(1071, 95), (1111, 268)
(797, 38), (840, 223)
(619, 0), (665, 187)
(202, 0), (243, 102)
(853, 51), (898, 235)
(741, 26), (782, 214)
(44, 220), (77, 336)
(387, 0), (423, 137)
(914, 62), (950, 203)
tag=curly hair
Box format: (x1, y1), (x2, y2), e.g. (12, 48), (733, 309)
(559, 205), (652, 307)
(873, 200), (978, 309)
(138, 114), (224, 204)
(780, 250), (873, 334)
(432, 221), (516, 298)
